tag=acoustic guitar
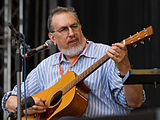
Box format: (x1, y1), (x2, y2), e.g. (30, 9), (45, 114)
(22, 26), (153, 120)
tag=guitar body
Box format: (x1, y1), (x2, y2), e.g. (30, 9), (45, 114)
(22, 71), (90, 120)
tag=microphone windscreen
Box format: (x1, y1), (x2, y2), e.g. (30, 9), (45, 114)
(45, 39), (54, 49)
(21, 96), (35, 109)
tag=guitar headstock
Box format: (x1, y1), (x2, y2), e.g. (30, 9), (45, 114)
(121, 26), (153, 46)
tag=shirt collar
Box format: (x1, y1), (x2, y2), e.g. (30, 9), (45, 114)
(81, 41), (97, 59)
(50, 53), (60, 66)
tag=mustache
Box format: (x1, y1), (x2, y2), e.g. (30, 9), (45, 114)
(67, 37), (78, 43)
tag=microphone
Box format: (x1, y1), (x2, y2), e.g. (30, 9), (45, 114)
(8, 23), (32, 52)
(8, 23), (22, 39)
(21, 96), (35, 110)
(22, 39), (54, 58)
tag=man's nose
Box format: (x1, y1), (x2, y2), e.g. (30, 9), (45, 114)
(68, 27), (74, 36)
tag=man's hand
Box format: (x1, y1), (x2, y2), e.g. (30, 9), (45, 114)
(106, 43), (131, 75)
(6, 96), (46, 115)
(24, 97), (46, 115)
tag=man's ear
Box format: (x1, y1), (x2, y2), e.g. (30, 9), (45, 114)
(48, 33), (56, 45)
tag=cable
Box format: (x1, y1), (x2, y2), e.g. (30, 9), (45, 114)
(21, 33), (28, 120)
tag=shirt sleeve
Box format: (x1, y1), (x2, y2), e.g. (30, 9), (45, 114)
(107, 60), (133, 110)
(1, 66), (41, 113)
(1, 91), (12, 113)
(108, 60), (146, 110)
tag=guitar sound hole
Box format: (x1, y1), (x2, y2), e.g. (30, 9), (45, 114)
(50, 91), (62, 107)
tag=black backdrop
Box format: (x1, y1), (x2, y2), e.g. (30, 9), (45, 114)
(11, 0), (160, 114)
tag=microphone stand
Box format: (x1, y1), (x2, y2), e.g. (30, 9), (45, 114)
(15, 42), (22, 120)
(8, 23), (31, 120)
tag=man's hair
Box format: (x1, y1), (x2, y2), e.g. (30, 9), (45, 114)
(47, 6), (80, 32)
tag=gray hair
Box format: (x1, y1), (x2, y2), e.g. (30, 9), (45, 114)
(47, 6), (80, 32)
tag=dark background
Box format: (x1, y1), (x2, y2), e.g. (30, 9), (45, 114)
(1, 0), (160, 118)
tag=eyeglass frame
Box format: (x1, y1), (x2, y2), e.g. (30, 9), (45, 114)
(51, 23), (80, 35)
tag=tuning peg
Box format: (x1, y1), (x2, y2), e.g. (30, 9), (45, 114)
(133, 44), (137, 47)
(148, 38), (151, 41)
(140, 41), (144, 44)
(143, 28), (149, 37)
(130, 40), (133, 44)
(138, 37), (141, 40)
(143, 28), (147, 31)
(130, 35), (133, 38)
(145, 33), (148, 37)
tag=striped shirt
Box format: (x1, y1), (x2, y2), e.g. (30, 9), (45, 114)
(2, 41), (134, 118)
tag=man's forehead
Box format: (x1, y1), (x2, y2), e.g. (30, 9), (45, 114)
(52, 12), (77, 26)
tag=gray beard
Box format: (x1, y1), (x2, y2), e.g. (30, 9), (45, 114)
(59, 40), (86, 58)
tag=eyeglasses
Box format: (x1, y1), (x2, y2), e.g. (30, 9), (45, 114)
(52, 23), (80, 35)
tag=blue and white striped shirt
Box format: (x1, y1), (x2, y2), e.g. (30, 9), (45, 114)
(2, 41), (134, 118)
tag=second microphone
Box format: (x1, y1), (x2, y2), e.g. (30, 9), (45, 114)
(23, 39), (54, 58)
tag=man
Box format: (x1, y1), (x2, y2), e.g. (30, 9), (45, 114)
(2, 6), (144, 119)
